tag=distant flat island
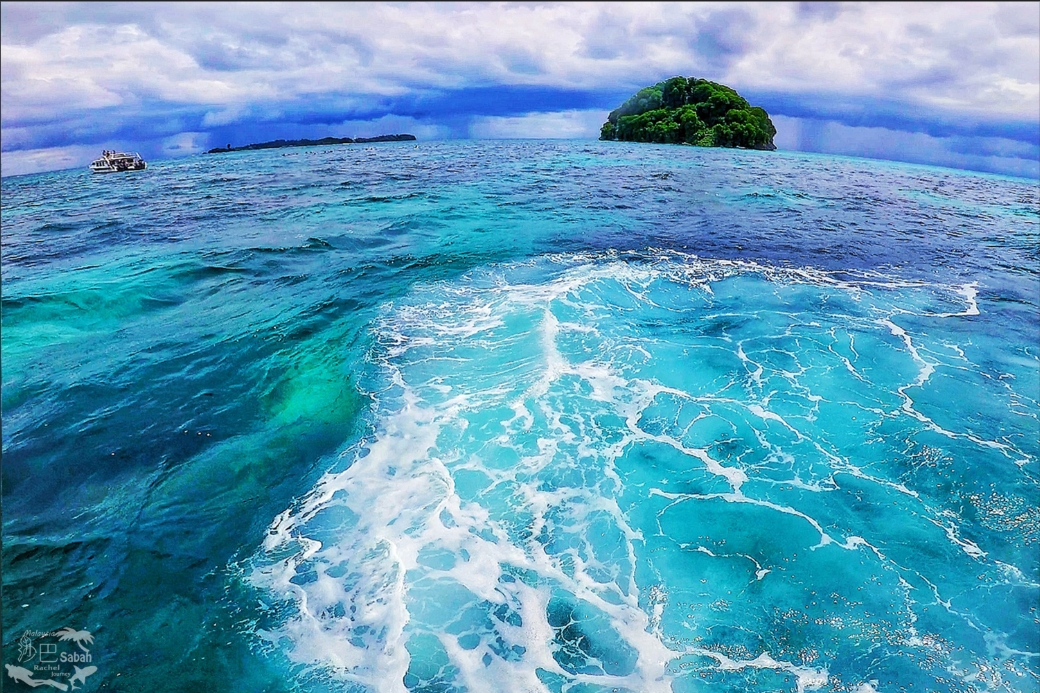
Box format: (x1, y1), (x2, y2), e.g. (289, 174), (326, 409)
(207, 134), (416, 154)
(600, 77), (776, 150)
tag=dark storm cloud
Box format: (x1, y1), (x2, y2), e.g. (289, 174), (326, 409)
(747, 91), (1040, 147)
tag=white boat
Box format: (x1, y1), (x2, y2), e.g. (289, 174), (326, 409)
(89, 150), (147, 173)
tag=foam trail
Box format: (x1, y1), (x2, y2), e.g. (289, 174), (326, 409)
(244, 252), (1039, 693)
(933, 282), (980, 318)
(691, 649), (829, 692)
(250, 266), (682, 691)
(251, 388), (446, 691)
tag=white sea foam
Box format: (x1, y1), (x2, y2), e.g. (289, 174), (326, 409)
(928, 517), (988, 560)
(244, 251), (1039, 691)
(692, 649), (829, 692)
(937, 282), (980, 318)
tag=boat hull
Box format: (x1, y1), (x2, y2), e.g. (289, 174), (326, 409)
(90, 167), (146, 174)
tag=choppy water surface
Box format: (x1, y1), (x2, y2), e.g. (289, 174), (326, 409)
(2, 141), (1038, 693)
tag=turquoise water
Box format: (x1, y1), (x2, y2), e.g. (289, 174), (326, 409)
(2, 141), (1038, 692)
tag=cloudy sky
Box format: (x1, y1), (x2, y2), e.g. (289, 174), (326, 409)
(2, 1), (1038, 178)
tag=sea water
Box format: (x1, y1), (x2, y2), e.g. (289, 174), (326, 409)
(2, 141), (1038, 693)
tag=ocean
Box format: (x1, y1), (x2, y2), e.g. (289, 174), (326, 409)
(2, 140), (1038, 693)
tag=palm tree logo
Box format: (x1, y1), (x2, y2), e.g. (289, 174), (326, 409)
(55, 627), (94, 654)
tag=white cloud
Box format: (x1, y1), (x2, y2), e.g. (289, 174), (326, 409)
(3, 3), (1037, 122)
(469, 110), (607, 139)
(201, 105), (249, 127)
(725, 2), (1040, 120)
(0, 21), (282, 124)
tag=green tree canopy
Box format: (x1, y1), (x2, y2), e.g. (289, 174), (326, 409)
(601, 77), (777, 150)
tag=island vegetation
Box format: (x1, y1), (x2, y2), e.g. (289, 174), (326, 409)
(600, 77), (776, 150)
(207, 133), (416, 154)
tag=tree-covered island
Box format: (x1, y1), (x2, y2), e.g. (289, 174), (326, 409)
(600, 77), (777, 150)
(207, 133), (416, 154)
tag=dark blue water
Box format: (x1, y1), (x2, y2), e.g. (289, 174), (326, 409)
(2, 141), (1038, 692)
